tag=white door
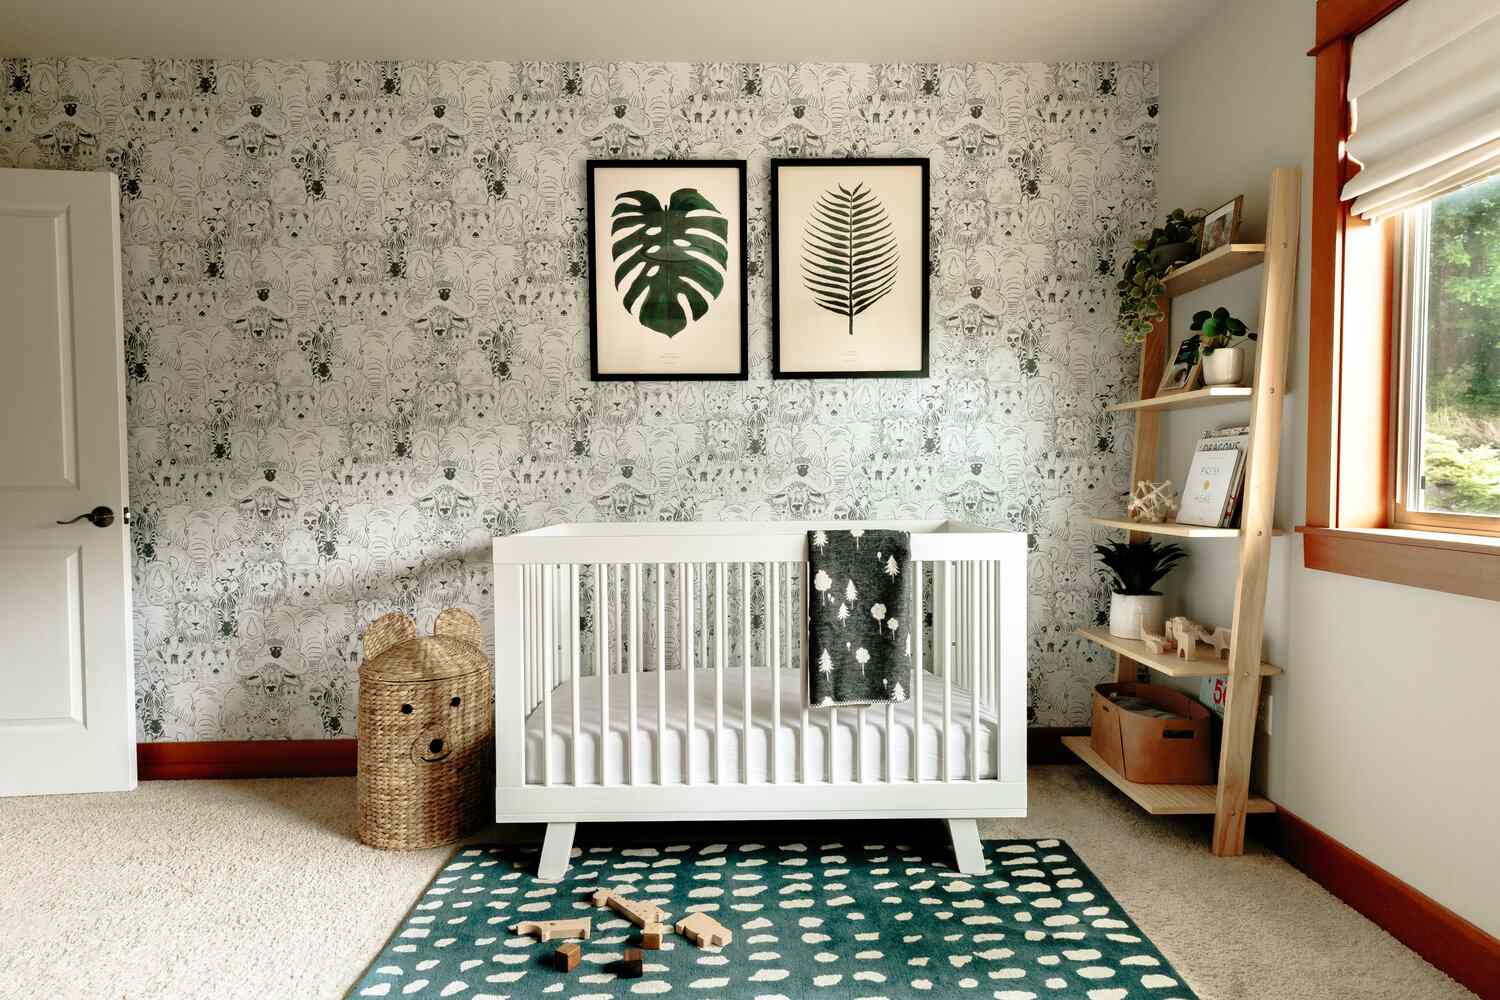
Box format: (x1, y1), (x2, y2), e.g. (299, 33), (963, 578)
(0, 168), (135, 796)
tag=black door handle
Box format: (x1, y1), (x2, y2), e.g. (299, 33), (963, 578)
(57, 505), (115, 528)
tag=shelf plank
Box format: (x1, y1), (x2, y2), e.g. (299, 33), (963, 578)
(1062, 736), (1276, 816)
(1163, 243), (1266, 297)
(1090, 516), (1284, 538)
(1109, 386), (1253, 414)
(1076, 626), (1281, 678)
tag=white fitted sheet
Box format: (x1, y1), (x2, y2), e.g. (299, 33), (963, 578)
(523, 667), (997, 785)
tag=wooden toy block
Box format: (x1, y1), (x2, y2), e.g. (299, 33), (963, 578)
(1199, 624), (1232, 659)
(590, 888), (666, 927)
(510, 917), (593, 942)
(618, 946), (644, 979)
(674, 911), (733, 948)
(639, 923), (666, 949)
(552, 941), (581, 973)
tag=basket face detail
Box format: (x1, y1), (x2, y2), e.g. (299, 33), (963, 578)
(357, 610), (494, 849)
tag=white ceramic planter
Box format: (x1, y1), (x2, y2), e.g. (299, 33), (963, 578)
(1109, 592), (1165, 639)
(1202, 346), (1245, 386)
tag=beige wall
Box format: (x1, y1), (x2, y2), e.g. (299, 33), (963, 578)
(1158, 0), (1500, 937)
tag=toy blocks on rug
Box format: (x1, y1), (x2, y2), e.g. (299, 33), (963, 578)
(675, 911), (732, 948)
(639, 922), (667, 949)
(591, 888), (667, 927)
(551, 941), (581, 973)
(510, 917), (593, 942)
(618, 947), (645, 978)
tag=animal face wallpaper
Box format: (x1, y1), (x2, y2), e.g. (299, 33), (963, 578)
(0, 57), (1156, 739)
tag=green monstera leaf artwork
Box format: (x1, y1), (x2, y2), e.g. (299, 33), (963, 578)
(610, 188), (730, 337)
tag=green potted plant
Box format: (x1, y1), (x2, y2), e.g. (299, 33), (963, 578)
(1117, 208), (1205, 342)
(1094, 539), (1187, 639)
(1190, 306), (1258, 385)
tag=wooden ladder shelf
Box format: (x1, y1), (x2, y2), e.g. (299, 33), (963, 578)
(1067, 166), (1301, 856)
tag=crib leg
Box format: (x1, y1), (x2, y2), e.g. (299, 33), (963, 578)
(946, 818), (987, 875)
(537, 822), (577, 882)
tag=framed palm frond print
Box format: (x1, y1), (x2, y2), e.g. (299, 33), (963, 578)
(587, 159), (748, 381)
(771, 158), (930, 379)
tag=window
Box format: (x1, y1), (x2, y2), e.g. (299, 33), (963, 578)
(1395, 173), (1500, 533)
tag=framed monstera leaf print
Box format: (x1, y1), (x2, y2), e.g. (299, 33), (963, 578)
(587, 160), (748, 381)
(771, 158), (930, 379)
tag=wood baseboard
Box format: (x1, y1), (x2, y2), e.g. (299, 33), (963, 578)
(1266, 807), (1500, 999)
(137, 739), (357, 780)
(137, 727), (1090, 781)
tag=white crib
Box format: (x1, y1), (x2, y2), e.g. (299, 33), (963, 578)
(492, 520), (1027, 879)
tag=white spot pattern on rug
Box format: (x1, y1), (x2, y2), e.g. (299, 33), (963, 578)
(347, 839), (1196, 999)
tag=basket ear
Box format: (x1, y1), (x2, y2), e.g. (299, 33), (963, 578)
(433, 608), (483, 649)
(363, 613), (417, 662)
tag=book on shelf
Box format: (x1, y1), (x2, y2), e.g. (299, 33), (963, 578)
(1177, 426), (1249, 527)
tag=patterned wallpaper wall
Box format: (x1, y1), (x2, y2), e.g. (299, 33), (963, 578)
(0, 57), (1154, 740)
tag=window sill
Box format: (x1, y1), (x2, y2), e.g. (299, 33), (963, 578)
(1297, 526), (1500, 602)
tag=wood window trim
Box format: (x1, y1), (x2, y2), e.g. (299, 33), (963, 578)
(1303, 0), (1500, 601)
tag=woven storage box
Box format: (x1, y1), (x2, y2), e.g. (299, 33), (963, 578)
(1090, 681), (1215, 785)
(358, 609), (494, 850)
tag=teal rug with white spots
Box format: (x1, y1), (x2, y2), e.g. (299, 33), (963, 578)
(348, 838), (1195, 999)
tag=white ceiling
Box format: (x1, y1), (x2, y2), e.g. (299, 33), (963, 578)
(1, 0), (1220, 63)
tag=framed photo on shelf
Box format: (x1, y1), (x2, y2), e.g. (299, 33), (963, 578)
(1158, 333), (1204, 395)
(771, 158), (930, 379)
(587, 159), (748, 381)
(1199, 195), (1243, 256)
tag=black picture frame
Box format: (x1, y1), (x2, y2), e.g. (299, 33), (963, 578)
(586, 159), (749, 382)
(770, 158), (930, 380)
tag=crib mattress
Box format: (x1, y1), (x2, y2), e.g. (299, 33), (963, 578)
(522, 667), (999, 785)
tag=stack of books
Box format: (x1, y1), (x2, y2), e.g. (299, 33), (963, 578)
(1177, 425), (1250, 527)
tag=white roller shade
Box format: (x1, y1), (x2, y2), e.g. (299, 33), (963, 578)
(1342, 0), (1500, 219)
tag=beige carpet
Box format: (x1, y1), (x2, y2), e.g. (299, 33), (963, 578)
(0, 765), (1474, 1000)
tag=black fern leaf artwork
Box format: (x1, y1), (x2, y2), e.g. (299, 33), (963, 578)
(802, 183), (900, 335)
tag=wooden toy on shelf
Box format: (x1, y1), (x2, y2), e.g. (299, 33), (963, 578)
(1166, 616), (1205, 660)
(1199, 624), (1232, 659)
(591, 888), (667, 928)
(510, 917), (593, 942)
(1127, 479), (1180, 523)
(552, 941), (581, 973)
(618, 947), (645, 978)
(639, 923), (666, 949)
(675, 911), (733, 948)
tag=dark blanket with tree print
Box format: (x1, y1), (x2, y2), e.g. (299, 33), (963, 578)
(806, 528), (912, 706)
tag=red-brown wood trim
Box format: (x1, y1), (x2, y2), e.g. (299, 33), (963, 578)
(1299, 527), (1500, 602)
(137, 739), (357, 780)
(1306, 38), (1352, 528)
(1266, 807), (1500, 999)
(1311, 0), (1412, 53)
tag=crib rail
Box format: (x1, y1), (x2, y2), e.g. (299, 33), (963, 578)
(493, 520), (1026, 822)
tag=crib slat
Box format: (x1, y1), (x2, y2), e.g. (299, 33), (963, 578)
(570, 564), (581, 786)
(542, 564), (554, 787)
(629, 563), (640, 786)
(912, 561), (923, 783)
(656, 562), (666, 785)
(943, 561), (953, 783)
(683, 562), (694, 786)
(971, 562), (981, 783)
(769, 561), (780, 786)
(798, 565), (809, 784)
(741, 562), (751, 784)
(715, 561), (726, 785)
(596, 564), (609, 786)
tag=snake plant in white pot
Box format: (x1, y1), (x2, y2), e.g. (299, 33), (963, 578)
(1095, 540), (1187, 639)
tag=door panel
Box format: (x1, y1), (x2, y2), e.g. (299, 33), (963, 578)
(0, 208), (77, 488)
(0, 547), (83, 723)
(0, 168), (134, 796)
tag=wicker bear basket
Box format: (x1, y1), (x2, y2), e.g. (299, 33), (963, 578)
(357, 609), (494, 850)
